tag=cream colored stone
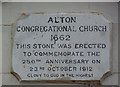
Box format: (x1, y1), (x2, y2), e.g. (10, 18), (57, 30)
(2, 73), (20, 85)
(111, 23), (118, 73)
(2, 2), (89, 25)
(89, 2), (118, 23)
(1, 0), (119, 2)
(0, 26), (2, 74)
(102, 73), (118, 85)
(0, 2), (2, 25)
(0, 74), (2, 87)
(0, 2), (2, 75)
(2, 26), (12, 73)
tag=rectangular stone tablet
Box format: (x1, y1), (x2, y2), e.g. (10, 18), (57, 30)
(12, 13), (112, 81)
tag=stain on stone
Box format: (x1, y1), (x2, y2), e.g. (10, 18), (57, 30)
(90, 12), (103, 15)
(16, 12), (30, 21)
(55, 77), (71, 80)
(23, 65), (25, 68)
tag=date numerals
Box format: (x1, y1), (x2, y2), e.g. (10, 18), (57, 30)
(51, 35), (70, 43)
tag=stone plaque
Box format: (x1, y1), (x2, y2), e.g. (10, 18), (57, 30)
(12, 13), (112, 81)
